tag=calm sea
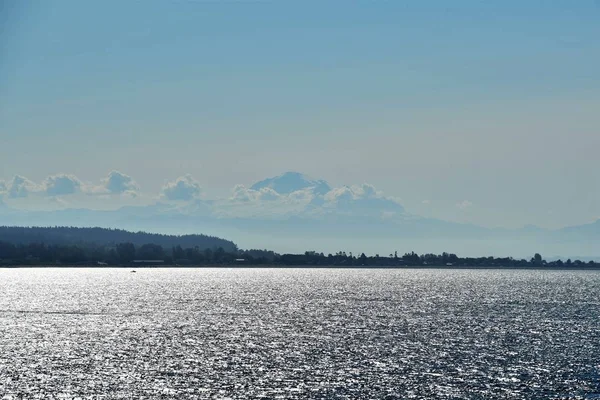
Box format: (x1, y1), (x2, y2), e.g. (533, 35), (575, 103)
(1, 268), (599, 399)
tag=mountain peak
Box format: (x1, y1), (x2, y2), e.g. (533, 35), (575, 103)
(280, 171), (306, 178)
(250, 172), (331, 195)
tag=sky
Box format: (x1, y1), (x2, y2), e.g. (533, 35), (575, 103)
(1, 0), (600, 230)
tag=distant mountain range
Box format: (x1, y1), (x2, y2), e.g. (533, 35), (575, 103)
(1, 171), (599, 258)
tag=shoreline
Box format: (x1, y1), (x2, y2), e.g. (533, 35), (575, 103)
(3, 264), (600, 270)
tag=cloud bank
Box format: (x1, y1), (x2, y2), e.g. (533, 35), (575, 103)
(0, 172), (148, 216)
(0, 170), (406, 220)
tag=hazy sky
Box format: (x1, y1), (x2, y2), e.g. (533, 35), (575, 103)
(1, 0), (599, 229)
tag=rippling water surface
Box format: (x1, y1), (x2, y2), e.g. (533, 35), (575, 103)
(1, 268), (599, 399)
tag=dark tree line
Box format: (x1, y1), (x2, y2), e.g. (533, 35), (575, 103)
(0, 226), (237, 252)
(275, 251), (598, 268)
(0, 239), (598, 269)
(0, 241), (238, 265)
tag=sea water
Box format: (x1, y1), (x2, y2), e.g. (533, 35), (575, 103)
(1, 268), (599, 399)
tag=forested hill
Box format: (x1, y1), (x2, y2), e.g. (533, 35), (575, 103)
(0, 226), (237, 252)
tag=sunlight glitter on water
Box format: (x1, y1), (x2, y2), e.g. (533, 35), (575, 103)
(1, 268), (599, 399)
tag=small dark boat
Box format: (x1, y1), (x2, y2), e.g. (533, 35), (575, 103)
(131, 270), (137, 273)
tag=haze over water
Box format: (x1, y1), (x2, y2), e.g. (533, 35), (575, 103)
(1, 268), (599, 399)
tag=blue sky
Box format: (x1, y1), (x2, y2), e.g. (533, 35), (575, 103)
(1, 0), (599, 229)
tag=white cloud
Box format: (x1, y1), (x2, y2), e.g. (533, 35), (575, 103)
(6, 175), (41, 198)
(221, 181), (404, 219)
(161, 174), (203, 201)
(216, 184), (315, 218)
(229, 185), (281, 203)
(324, 184), (382, 203)
(43, 174), (82, 196)
(422, 199), (431, 205)
(356, 183), (377, 198)
(289, 187), (318, 202)
(257, 187), (281, 201)
(322, 183), (404, 216)
(91, 171), (140, 195)
(456, 200), (473, 210)
(104, 171), (139, 194)
(230, 184), (252, 202)
(324, 186), (354, 203)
